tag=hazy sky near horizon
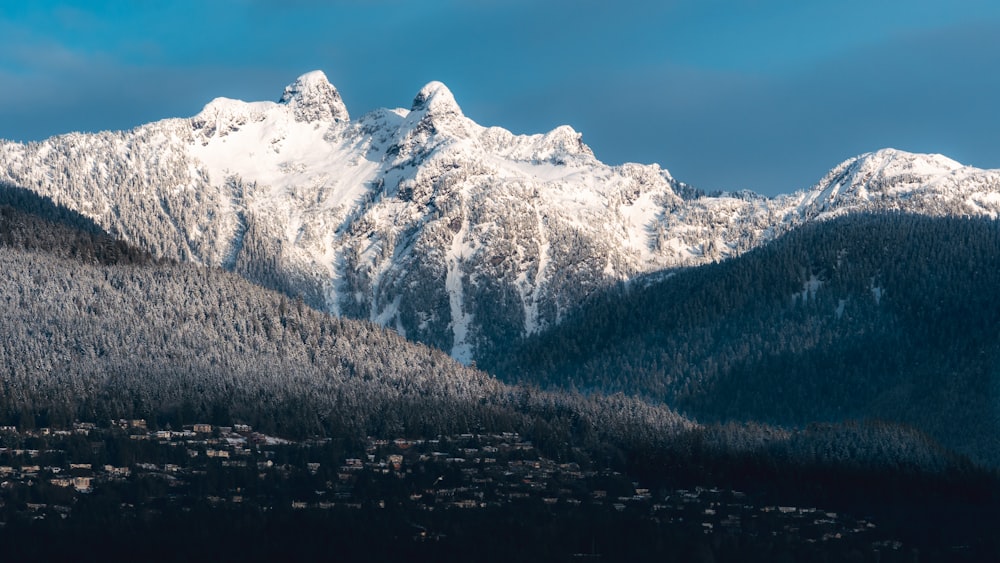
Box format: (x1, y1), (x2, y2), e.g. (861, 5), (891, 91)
(2, 0), (999, 195)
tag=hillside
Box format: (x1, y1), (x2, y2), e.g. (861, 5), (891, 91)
(0, 187), (967, 474)
(1, 185), (997, 562)
(489, 214), (1000, 465)
(0, 188), (697, 448)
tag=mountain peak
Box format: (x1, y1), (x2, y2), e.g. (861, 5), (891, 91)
(857, 148), (963, 172)
(820, 148), (966, 192)
(411, 81), (462, 117)
(279, 70), (349, 123)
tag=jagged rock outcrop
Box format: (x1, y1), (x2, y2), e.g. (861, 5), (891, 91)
(2, 72), (999, 363)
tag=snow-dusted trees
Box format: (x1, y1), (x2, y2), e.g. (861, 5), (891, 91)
(0, 193), (701, 453)
(494, 214), (1000, 466)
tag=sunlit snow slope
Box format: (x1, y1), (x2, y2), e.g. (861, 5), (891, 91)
(2, 71), (999, 363)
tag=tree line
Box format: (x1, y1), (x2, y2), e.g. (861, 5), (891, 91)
(489, 213), (1000, 466)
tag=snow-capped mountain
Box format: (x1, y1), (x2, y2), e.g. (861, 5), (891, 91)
(2, 71), (999, 363)
(790, 148), (1000, 218)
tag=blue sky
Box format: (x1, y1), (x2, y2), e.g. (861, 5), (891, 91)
(2, 0), (999, 195)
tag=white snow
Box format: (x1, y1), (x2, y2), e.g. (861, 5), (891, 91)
(871, 285), (884, 305)
(5, 71), (1000, 364)
(517, 205), (553, 336)
(446, 212), (474, 364)
(793, 274), (824, 304)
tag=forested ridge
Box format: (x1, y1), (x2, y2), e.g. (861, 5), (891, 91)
(490, 213), (1000, 465)
(0, 186), (696, 449)
(0, 184), (149, 265)
(3, 187), (1000, 560)
(0, 187), (977, 475)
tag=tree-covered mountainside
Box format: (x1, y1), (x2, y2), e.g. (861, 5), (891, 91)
(3, 183), (999, 561)
(0, 186), (971, 475)
(489, 214), (1000, 465)
(0, 187), (697, 450)
(0, 183), (151, 266)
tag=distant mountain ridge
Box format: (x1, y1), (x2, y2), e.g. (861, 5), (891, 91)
(490, 213), (1000, 466)
(2, 71), (999, 362)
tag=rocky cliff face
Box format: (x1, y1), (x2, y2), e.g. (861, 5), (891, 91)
(3, 71), (999, 362)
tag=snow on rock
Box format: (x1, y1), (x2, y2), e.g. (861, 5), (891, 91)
(411, 81), (461, 116)
(192, 98), (273, 140)
(2, 72), (1000, 364)
(789, 148), (992, 220)
(446, 209), (473, 363)
(279, 70), (349, 123)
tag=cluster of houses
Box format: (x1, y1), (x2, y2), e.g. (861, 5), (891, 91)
(0, 422), (894, 551)
(0, 420), (268, 521)
(655, 487), (883, 546)
(334, 434), (887, 548)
